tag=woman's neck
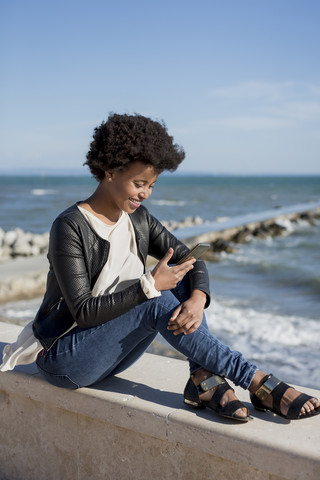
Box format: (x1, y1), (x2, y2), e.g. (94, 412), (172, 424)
(80, 183), (121, 225)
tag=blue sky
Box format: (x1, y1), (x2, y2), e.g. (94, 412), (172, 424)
(1, 0), (319, 175)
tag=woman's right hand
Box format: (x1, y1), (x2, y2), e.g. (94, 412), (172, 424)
(151, 248), (196, 291)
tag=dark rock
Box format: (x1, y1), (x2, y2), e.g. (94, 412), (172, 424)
(231, 227), (252, 243)
(299, 213), (317, 225)
(252, 223), (270, 239)
(211, 239), (237, 253)
(268, 222), (287, 236)
(202, 251), (219, 262)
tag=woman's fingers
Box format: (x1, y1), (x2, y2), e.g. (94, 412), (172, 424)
(167, 304), (200, 335)
(160, 247), (174, 265)
(172, 258), (196, 283)
(168, 319), (201, 336)
(152, 250), (195, 291)
(170, 304), (182, 322)
(176, 258), (196, 271)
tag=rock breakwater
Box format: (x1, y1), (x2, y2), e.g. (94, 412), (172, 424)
(0, 228), (49, 262)
(1, 209), (319, 262)
(0, 217), (206, 262)
(175, 207), (320, 260)
(0, 206), (319, 303)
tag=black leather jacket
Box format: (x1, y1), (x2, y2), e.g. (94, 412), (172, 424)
(33, 203), (211, 350)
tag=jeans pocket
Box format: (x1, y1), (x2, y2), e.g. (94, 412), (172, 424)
(36, 362), (80, 389)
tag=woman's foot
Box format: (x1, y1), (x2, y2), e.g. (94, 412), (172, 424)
(249, 371), (320, 419)
(192, 368), (249, 419)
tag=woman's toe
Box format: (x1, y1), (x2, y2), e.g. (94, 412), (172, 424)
(235, 407), (248, 418)
(300, 398), (319, 416)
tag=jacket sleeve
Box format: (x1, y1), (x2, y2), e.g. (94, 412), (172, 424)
(145, 211), (211, 308)
(48, 216), (148, 328)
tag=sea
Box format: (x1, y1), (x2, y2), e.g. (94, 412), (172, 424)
(0, 174), (320, 389)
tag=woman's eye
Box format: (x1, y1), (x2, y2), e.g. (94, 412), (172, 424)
(134, 183), (143, 188)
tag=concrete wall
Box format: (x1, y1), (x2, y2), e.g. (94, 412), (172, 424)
(1, 322), (320, 480)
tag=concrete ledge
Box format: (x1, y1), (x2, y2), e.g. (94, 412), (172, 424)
(1, 322), (320, 480)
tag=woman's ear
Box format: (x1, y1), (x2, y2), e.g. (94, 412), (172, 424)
(105, 171), (113, 182)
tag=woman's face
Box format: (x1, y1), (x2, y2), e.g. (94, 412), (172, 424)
(105, 161), (159, 214)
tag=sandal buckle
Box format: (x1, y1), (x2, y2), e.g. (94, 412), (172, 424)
(255, 375), (281, 401)
(199, 375), (226, 392)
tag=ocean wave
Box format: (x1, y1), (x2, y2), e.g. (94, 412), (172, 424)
(0, 298), (41, 325)
(206, 299), (320, 387)
(31, 189), (58, 196)
(206, 299), (320, 348)
(150, 199), (188, 206)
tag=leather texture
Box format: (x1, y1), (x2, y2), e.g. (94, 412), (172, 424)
(184, 377), (252, 422)
(250, 374), (320, 419)
(33, 203), (211, 349)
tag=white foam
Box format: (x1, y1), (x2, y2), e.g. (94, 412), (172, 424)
(2, 308), (35, 319)
(150, 199), (187, 206)
(206, 299), (320, 348)
(31, 189), (58, 196)
(274, 218), (294, 232)
(205, 298), (320, 387)
(0, 298), (41, 325)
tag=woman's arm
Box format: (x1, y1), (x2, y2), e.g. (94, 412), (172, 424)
(167, 289), (207, 335)
(143, 211), (211, 335)
(48, 216), (148, 328)
(145, 209), (211, 307)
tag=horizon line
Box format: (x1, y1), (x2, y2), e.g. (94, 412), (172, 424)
(1, 169), (320, 178)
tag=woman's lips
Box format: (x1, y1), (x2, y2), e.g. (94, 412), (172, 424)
(129, 198), (141, 208)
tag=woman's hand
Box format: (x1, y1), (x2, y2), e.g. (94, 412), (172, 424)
(167, 290), (207, 336)
(151, 248), (195, 291)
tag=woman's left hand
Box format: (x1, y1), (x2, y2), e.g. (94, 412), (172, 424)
(167, 290), (206, 336)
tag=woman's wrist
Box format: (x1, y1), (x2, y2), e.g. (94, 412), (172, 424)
(140, 272), (161, 299)
(190, 289), (207, 307)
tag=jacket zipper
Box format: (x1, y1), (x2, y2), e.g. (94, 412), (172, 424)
(45, 296), (76, 352)
(49, 296), (64, 312)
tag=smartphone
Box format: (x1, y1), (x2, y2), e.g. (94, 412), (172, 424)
(176, 243), (210, 265)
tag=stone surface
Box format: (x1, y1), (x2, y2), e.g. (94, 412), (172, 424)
(0, 322), (320, 480)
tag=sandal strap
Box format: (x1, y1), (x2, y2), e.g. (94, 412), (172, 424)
(198, 374), (227, 393)
(210, 382), (232, 409)
(219, 400), (248, 418)
(254, 374), (281, 402)
(253, 374), (319, 420)
(272, 382), (291, 415)
(287, 393), (313, 420)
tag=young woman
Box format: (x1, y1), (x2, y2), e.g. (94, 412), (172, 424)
(14, 114), (320, 421)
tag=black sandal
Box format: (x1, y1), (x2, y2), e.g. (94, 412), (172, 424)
(184, 374), (252, 422)
(250, 374), (320, 420)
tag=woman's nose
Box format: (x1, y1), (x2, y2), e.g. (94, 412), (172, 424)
(139, 187), (151, 199)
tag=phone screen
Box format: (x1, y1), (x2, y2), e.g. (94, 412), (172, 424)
(176, 243), (210, 265)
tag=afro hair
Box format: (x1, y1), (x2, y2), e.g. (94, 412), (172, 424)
(84, 113), (185, 181)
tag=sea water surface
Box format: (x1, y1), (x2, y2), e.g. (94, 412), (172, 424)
(0, 174), (319, 388)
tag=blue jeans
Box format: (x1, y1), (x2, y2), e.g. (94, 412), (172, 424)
(36, 277), (257, 390)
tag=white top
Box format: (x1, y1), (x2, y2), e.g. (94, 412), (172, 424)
(0, 206), (160, 372)
(78, 207), (144, 296)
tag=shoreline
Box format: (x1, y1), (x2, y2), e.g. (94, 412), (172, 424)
(0, 204), (319, 305)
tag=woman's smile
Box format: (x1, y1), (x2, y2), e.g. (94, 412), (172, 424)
(106, 161), (159, 215)
(129, 197), (142, 209)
